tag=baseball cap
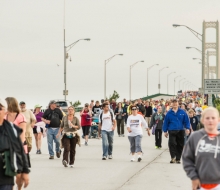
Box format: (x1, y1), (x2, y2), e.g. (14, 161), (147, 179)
(49, 100), (56, 105)
(0, 98), (8, 110)
(19, 101), (25, 105)
(35, 104), (42, 109)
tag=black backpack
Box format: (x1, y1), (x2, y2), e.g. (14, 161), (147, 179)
(100, 111), (114, 126)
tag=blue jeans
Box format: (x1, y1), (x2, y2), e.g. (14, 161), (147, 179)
(128, 135), (142, 153)
(0, 185), (13, 190)
(47, 128), (60, 156)
(101, 130), (114, 157)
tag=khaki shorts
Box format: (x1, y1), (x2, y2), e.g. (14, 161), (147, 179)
(25, 137), (32, 148)
(145, 117), (151, 127)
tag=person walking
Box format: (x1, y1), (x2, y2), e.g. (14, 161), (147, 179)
(90, 100), (94, 109)
(159, 100), (166, 115)
(19, 101), (36, 153)
(145, 101), (152, 126)
(0, 98), (30, 190)
(56, 106), (81, 168)
(127, 105), (150, 162)
(98, 102), (116, 160)
(42, 100), (63, 159)
(5, 97), (29, 190)
(162, 99), (190, 164)
(194, 101), (202, 122)
(136, 99), (146, 116)
(123, 101), (129, 125)
(5, 97), (26, 144)
(183, 107), (220, 190)
(150, 106), (165, 149)
(114, 102), (126, 137)
(80, 103), (92, 146)
(33, 105), (44, 154)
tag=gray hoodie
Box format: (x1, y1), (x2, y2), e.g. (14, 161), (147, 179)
(182, 129), (220, 184)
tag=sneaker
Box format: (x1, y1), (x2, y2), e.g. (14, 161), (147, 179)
(176, 160), (181, 164)
(49, 155), (54, 159)
(62, 160), (68, 167)
(36, 150), (39, 154)
(138, 156), (142, 162)
(122, 134), (125, 137)
(38, 150), (42, 154)
(102, 156), (107, 160)
(56, 150), (61, 158)
(158, 147), (162, 149)
(170, 158), (176, 163)
(131, 157), (135, 162)
(118, 135), (121, 137)
(108, 155), (113, 159)
(155, 146), (158, 149)
(69, 165), (74, 168)
(85, 142), (88, 146)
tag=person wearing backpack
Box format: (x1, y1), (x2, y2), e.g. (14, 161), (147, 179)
(42, 100), (63, 160)
(98, 102), (116, 160)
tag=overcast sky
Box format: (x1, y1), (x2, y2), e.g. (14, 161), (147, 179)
(1, 0), (220, 108)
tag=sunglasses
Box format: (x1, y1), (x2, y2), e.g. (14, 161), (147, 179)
(132, 108), (137, 111)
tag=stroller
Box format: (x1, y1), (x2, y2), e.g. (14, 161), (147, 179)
(89, 117), (99, 139)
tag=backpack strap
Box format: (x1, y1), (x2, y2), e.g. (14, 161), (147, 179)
(110, 111), (113, 123)
(100, 113), (103, 125)
(100, 111), (114, 126)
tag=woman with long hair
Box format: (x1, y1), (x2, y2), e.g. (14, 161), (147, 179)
(5, 97), (28, 190)
(114, 102), (126, 137)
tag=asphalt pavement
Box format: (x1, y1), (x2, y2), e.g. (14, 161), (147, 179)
(27, 124), (191, 190)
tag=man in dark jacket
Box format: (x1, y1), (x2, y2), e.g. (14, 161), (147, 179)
(136, 99), (146, 116)
(0, 98), (30, 190)
(42, 100), (63, 160)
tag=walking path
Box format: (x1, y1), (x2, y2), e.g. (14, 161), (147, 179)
(28, 129), (191, 190)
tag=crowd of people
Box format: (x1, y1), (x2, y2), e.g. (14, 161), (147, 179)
(1, 91), (220, 190)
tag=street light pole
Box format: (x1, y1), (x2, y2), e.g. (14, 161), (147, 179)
(130, 60), (144, 100)
(64, 37), (91, 101)
(183, 81), (188, 92)
(147, 64), (159, 96)
(104, 54), (123, 99)
(167, 72), (176, 94)
(174, 75), (181, 95)
(179, 78), (185, 91)
(173, 24), (204, 104)
(158, 67), (169, 94)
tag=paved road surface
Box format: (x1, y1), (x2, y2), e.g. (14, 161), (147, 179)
(28, 127), (191, 190)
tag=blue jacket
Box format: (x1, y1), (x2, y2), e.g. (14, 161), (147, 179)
(162, 108), (190, 132)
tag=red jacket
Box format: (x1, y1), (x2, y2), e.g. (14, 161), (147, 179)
(81, 110), (92, 126)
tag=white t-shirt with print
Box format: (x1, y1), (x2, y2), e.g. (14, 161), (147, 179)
(127, 114), (148, 137)
(99, 111), (115, 131)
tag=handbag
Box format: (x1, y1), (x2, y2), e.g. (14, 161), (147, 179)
(152, 124), (157, 135)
